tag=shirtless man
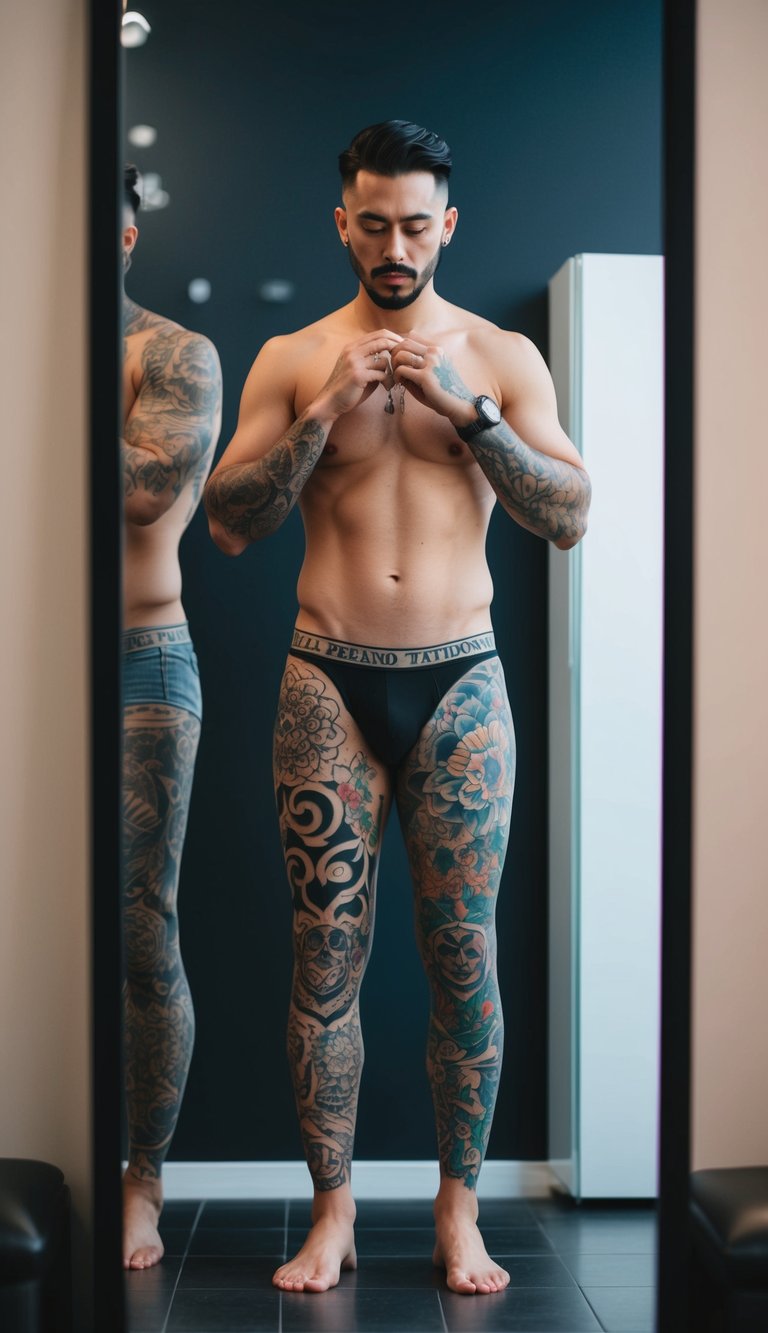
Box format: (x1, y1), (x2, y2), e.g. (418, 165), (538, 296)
(121, 165), (222, 1269)
(204, 121), (590, 1296)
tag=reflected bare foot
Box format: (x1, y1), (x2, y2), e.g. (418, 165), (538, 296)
(273, 1193), (357, 1293)
(122, 1170), (164, 1270)
(434, 1185), (510, 1295)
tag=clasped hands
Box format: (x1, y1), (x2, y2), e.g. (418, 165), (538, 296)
(320, 329), (473, 426)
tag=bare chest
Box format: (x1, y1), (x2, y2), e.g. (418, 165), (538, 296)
(294, 339), (496, 474)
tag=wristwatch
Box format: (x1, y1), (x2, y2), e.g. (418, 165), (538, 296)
(455, 395), (502, 441)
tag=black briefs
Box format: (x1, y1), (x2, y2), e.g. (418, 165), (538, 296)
(289, 628), (498, 770)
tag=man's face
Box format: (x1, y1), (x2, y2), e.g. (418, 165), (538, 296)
(337, 170), (456, 311)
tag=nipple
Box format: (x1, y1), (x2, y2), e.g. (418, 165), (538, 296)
(324, 442), (338, 455)
(448, 442), (463, 456)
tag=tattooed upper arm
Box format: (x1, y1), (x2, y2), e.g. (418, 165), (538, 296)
(123, 327), (223, 526)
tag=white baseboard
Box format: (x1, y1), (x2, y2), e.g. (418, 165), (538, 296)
(159, 1160), (559, 1201)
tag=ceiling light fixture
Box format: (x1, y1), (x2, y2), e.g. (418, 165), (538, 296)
(128, 124), (157, 148)
(121, 12), (151, 48)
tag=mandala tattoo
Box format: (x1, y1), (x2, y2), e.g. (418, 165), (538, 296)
(122, 704), (200, 1180)
(273, 662), (345, 781)
(396, 657), (515, 1189)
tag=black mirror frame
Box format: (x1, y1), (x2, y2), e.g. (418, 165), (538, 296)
(88, 3), (695, 1328)
(90, 0), (125, 1327)
(656, 0), (695, 1329)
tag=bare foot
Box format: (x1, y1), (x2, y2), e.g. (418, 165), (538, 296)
(273, 1198), (357, 1293)
(434, 1194), (510, 1295)
(122, 1172), (164, 1270)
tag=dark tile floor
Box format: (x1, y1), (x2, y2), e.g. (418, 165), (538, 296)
(125, 1196), (657, 1333)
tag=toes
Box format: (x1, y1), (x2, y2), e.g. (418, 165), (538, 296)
(274, 1271), (307, 1290)
(447, 1269), (477, 1294)
(303, 1276), (332, 1292)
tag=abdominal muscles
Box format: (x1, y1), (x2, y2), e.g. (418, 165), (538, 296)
(297, 459), (496, 646)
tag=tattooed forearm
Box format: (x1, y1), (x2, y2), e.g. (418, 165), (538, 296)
(468, 419), (591, 547)
(433, 351), (590, 548)
(204, 415), (328, 546)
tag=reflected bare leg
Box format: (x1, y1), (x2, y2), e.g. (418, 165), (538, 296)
(122, 702), (200, 1269)
(396, 657), (515, 1294)
(272, 657), (390, 1292)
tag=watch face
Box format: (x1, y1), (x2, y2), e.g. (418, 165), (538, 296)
(478, 396), (502, 425)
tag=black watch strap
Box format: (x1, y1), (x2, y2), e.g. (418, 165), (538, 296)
(455, 395), (502, 442)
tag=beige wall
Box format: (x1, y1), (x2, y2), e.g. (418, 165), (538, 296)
(692, 0), (768, 1169)
(0, 0), (92, 1322)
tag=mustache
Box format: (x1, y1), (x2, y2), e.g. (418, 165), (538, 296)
(371, 264), (418, 280)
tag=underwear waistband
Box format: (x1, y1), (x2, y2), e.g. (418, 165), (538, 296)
(291, 627), (496, 670)
(123, 622), (192, 653)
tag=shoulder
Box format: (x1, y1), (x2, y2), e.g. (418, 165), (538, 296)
(126, 325), (220, 426)
(138, 323), (221, 398)
(147, 316), (217, 358)
(249, 309), (349, 374)
(465, 324), (552, 399)
(440, 302), (542, 365)
(128, 309), (217, 364)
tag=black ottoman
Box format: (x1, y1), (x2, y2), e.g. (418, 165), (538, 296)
(690, 1167), (768, 1333)
(0, 1160), (72, 1333)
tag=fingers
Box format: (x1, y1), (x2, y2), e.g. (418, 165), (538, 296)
(391, 346), (431, 382)
(391, 336), (437, 368)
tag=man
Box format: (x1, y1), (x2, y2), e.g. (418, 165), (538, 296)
(121, 165), (222, 1269)
(204, 121), (590, 1296)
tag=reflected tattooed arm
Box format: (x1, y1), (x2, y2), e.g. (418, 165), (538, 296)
(123, 307), (222, 526)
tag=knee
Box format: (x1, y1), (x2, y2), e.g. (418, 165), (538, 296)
(124, 901), (178, 985)
(292, 920), (370, 1024)
(423, 921), (498, 1016)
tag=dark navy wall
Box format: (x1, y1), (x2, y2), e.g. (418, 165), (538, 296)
(125, 0), (661, 1163)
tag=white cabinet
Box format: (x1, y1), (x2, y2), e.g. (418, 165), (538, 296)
(547, 254), (663, 1198)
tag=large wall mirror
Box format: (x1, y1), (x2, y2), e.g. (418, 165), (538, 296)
(91, 1), (695, 1329)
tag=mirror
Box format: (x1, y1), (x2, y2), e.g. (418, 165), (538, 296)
(118, 1), (663, 1328)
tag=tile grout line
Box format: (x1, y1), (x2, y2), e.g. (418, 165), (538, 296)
(278, 1197), (289, 1333)
(436, 1289), (449, 1333)
(578, 1283), (611, 1333)
(160, 1200), (205, 1333)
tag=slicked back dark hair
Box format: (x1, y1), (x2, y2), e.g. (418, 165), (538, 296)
(124, 163), (141, 216)
(339, 121), (452, 191)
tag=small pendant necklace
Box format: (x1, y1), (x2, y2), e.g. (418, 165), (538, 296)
(385, 384), (405, 415)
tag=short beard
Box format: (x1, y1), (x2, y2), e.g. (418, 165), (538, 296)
(346, 240), (443, 310)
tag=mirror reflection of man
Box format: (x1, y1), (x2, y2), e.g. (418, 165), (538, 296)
(121, 165), (222, 1269)
(204, 121), (590, 1296)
